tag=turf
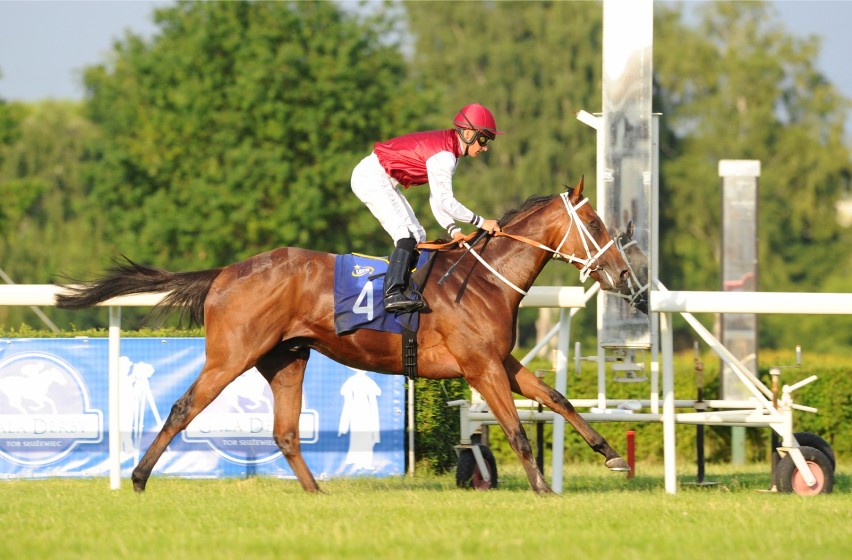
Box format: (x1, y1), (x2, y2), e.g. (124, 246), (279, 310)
(1, 463), (849, 560)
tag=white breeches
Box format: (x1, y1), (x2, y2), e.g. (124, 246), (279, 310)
(351, 152), (427, 243)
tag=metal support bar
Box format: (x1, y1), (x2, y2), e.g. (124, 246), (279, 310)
(108, 306), (121, 491)
(471, 444), (491, 484)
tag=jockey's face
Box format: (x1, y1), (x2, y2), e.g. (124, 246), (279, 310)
(462, 128), (489, 158)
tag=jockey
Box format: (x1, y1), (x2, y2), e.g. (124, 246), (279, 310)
(351, 103), (504, 314)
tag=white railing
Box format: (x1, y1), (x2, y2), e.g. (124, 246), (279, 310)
(650, 284), (852, 493)
(0, 285), (166, 490)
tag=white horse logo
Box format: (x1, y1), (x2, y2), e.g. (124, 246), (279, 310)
(0, 361), (68, 414)
(220, 368), (273, 413)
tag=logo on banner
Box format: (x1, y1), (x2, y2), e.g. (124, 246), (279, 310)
(338, 369), (383, 471)
(0, 352), (102, 466)
(183, 368), (319, 464)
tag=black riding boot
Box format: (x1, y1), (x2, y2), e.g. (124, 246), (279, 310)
(384, 238), (425, 313)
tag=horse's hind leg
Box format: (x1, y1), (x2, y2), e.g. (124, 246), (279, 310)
(255, 345), (320, 493)
(131, 362), (250, 492)
(504, 355), (630, 472)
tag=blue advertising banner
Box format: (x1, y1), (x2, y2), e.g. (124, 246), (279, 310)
(0, 338), (405, 480)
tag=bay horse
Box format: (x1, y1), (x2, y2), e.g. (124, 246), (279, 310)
(56, 177), (633, 494)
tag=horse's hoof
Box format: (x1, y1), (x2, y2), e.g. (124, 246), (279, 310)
(131, 473), (148, 493)
(606, 457), (631, 472)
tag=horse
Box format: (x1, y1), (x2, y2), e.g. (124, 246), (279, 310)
(612, 220), (650, 315)
(56, 176), (634, 494)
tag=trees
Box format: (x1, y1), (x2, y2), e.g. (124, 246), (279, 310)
(83, 1), (430, 269)
(1, 2), (849, 349)
(0, 100), (103, 328)
(654, 2), (852, 349)
(405, 2), (602, 226)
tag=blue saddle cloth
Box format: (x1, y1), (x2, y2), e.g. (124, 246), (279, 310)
(333, 251), (431, 335)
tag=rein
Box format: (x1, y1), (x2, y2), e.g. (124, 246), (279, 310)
(418, 192), (616, 295)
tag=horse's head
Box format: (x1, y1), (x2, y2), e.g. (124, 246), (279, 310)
(549, 176), (632, 292)
(612, 221), (649, 315)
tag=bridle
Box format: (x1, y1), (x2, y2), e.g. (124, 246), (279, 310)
(609, 233), (649, 308)
(461, 192), (617, 295)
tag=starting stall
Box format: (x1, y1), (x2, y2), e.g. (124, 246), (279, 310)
(452, 0), (842, 496)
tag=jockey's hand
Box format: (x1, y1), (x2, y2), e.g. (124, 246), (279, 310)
(480, 219), (502, 235)
(452, 230), (467, 247)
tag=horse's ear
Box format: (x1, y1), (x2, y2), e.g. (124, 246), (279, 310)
(570, 176), (585, 203)
(627, 220), (635, 240)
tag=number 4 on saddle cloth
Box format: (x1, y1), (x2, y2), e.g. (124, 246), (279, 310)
(333, 252), (432, 379)
(334, 251), (432, 378)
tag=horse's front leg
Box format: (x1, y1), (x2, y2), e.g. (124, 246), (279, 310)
(504, 355), (630, 472)
(465, 364), (553, 494)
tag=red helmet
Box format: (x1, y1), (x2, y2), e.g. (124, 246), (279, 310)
(452, 103), (503, 140)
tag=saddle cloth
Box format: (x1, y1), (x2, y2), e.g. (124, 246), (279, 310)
(333, 252), (430, 335)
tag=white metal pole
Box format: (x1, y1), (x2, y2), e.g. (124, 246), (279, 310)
(660, 310), (677, 494)
(551, 308), (570, 493)
(650, 115), (660, 414)
(407, 379), (414, 476)
(108, 306), (122, 490)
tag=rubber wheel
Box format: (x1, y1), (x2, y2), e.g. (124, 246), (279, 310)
(772, 432), (836, 488)
(792, 432), (836, 471)
(456, 445), (498, 490)
(776, 445), (834, 495)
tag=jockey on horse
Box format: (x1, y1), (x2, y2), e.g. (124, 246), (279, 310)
(351, 104), (504, 313)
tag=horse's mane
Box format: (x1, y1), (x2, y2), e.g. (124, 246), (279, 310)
(498, 187), (577, 226)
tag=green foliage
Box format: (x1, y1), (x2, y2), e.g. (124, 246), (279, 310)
(0, 101), (105, 328)
(406, 1), (602, 239)
(413, 377), (468, 473)
(0, 325), (204, 339)
(0, 95), (23, 152)
(83, 0), (431, 269)
(780, 352), (852, 450)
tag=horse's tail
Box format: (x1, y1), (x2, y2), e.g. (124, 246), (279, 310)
(55, 257), (223, 326)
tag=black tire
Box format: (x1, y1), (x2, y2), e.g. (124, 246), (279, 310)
(776, 445), (834, 495)
(772, 432), (836, 488)
(792, 432), (836, 471)
(456, 445), (498, 490)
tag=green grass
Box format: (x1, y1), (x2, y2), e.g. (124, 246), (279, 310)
(1, 464), (849, 560)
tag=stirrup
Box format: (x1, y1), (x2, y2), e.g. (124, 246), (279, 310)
(384, 291), (425, 313)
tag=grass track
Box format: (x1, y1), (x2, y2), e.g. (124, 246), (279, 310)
(1, 464), (849, 560)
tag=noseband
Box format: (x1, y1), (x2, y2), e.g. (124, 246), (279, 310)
(463, 192), (617, 295)
(550, 192), (616, 283)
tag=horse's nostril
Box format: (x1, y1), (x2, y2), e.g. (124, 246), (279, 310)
(620, 269), (630, 280)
